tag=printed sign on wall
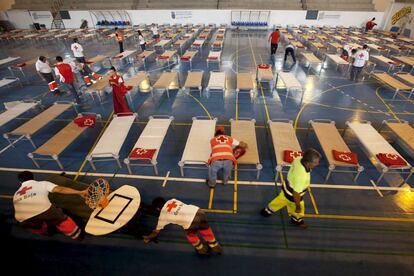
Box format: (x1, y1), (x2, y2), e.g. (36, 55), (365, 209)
(171, 11), (192, 20)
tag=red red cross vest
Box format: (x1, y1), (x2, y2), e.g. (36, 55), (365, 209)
(208, 135), (236, 164)
(55, 63), (74, 84)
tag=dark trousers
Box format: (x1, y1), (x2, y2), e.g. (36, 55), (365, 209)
(140, 43), (146, 51)
(75, 56), (86, 63)
(271, 43), (278, 55)
(40, 72), (54, 83)
(350, 65), (364, 81)
(20, 205), (67, 229)
(63, 82), (81, 103)
(284, 48), (296, 62)
(118, 41), (124, 53)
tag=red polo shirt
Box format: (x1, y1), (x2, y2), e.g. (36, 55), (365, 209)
(269, 31), (280, 44)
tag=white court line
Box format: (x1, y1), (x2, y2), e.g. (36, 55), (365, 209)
(0, 167), (412, 192)
(162, 171), (170, 187)
(370, 180), (384, 197)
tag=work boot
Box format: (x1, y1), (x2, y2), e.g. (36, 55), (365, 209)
(195, 243), (210, 255)
(290, 218), (308, 229)
(260, 207), (272, 217)
(208, 242), (223, 255)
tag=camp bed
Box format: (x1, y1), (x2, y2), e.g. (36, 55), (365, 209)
(392, 56), (414, 73)
(173, 39), (189, 54)
(0, 77), (21, 89)
(8, 58), (38, 80)
(384, 44), (408, 55)
(366, 44), (389, 55)
(332, 35), (346, 42)
(86, 55), (109, 70)
(268, 119), (302, 182)
(307, 119), (364, 182)
(371, 72), (413, 99)
(398, 37), (414, 43)
(154, 39), (172, 53)
(366, 37), (381, 43)
(0, 100), (40, 128)
(84, 73), (111, 103)
(0, 56), (20, 67)
(394, 72), (414, 87)
(300, 52), (322, 75)
(111, 50), (137, 69)
(206, 71), (226, 99)
(28, 113), (101, 170)
(309, 41), (327, 56)
(87, 113), (137, 170)
(192, 39), (206, 50)
(153, 71), (180, 98)
(136, 50), (156, 70)
(256, 64), (274, 87)
(236, 72), (257, 103)
(371, 55), (403, 72)
(323, 54), (350, 71)
(178, 117), (217, 176)
(124, 71), (153, 99)
(345, 121), (413, 184)
(183, 70), (204, 97)
(180, 49), (198, 68)
(230, 118), (262, 179)
(275, 72), (304, 106)
(211, 39), (223, 50)
(3, 102), (76, 149)
(157, 50), (178, 67)
(291, 41), (306, 50)
(123, 115), (173, 175)
(207, 51), (222, 67)
(403, 44), (414, 55)
(380, 119), (414, 159)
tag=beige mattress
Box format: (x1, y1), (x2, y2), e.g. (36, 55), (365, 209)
(373, 73), (411, 90)
(302, 52), (321, 63)
(184, 72), (203, 88)
(237, 73), (255, 90)
(231, 120), (259, 165)
(268, 121), (301, 166)
(385, 122), (414, 151)
(153, 72), (179, 89)
(257, 67), (273, 81)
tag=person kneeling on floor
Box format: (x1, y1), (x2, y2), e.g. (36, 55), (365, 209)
(13, 171), (88, 240)
(260, 148), (321, 228)
(143, 197), (222, 255)
(207, 129), (247, 188)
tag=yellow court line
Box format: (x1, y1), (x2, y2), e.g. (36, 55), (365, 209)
(375, 86), (400, 122)
(202, 208), (235, 214)
(233, 164), (238, 213)
(208, 188), (214, 209)
(73, 110), (114, 181)
(294, 82), (376, 130)
(306, 214), (414, 223)
(307, 187), (319, 215)
(187, 93), (212, 119)
(235, 32), (239, 120)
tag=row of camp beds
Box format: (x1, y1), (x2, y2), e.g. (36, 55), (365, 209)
(270, 119), (414, 184)
(370, 72), (414, 100)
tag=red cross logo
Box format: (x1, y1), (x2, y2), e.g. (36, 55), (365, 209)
(74, 45), (78, 50)
(358, 53), (364, 58)
(216, 135), (228, 143)
(386, 154), (398, 160)
(289, 151), (302, 158)
(135, 148), (147, 155)
(84, 118), (94, 126)
(17, 186), (32, 196)
(166, 201), (177, 212)
(338, 154), (351, 162)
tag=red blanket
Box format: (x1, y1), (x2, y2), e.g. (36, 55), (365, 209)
(332, 150), (358, 165)
(129, 148), (157, 159)
(376, 153), (407, 167)
(283, 150), (304, 164)
(74, 116), (96, 128)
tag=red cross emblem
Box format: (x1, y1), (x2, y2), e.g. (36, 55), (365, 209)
(166, 201), (177, 212)
(135, 148), (147, 155)
(358, 53), (364, 58)
(84, 118), (94, 127)
(290, 151), (302, 158)
(216, 135), (228, 143)
(17, 186), (32, 196)
(338, 154), (351, 162)
(386, 153), (398, 160)
(74, 45), (78, 50)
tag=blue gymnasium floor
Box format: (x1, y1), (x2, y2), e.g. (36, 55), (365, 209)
(0, 29), (414, 275)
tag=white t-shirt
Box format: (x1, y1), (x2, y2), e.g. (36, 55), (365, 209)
(35, 60), (52, 74)
(13, 180), (57, 222)
(151, 26), (158, 36)
(286, 44), (295, 50)
(138, 35), (145, 45)
(156, 199), (199, 230)
(353, 49), (369, 67)
(71, 42), (84, 57)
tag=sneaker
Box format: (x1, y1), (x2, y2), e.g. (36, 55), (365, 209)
(260, 208), (272, 217)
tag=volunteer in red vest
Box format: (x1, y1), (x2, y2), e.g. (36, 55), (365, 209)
(350, 45), (369, 82)
(55, 56), (82, 104)
(13, 171), (87, 240)
(108, 66), (131, 114)
(143, 197), (222, 255)
(35, 56), (61, 95)
(114, 27), (124, 53)
(365, 17), (377, 32)
(261, 148), (321, 228)
(268, 28), (281, 56)
(207, 129), (247, 188)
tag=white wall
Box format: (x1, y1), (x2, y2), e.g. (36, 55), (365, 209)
(0, 10), (52, 28)
(1, 9), (384, 29)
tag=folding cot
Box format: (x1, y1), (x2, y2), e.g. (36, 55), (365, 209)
(211, 39), (223, 50)
(256, 64), (274, 87)
(371, 72), (413, 99)
(366, 44), (389, 55)
(192, 39), (206, 50)
(332, 35), (346, 42)
(230, 118), (262, 179)
(3, 102), (76, 149)
(0, 77), (21, 89)
(236, 72), (257, 103)
(268, 119), (302, 182)
(86, 55), (109, 70)
(380, 119), (414, 159)
(180, 49), (198, 68)
(8, 58), (37, 80)
(398, 37), (414, 43)
(384, 44), (407, 55)
(366, 37), (381, 43)
(371, 55), (403, 72)
(124, 71), (153, 99)
(307, 119), (364, 182)
(206, 71), (226, 99)
(345, 121), (413, 184)
(153, 71), (180, 98)
(206, 51), (222, 68)
(323, 54), (350, 71)
(300, 52), (322, 75)
(154, 39), (172, 53)
(275, 72), (304, 106)
(28, 113), (101, 169)
(157, 50), (178, 67)
(291, 41), (306, 50)
(136, 50), (156, 70)
(309, 41), (327, 56)
(0, 100), (40, 128)
(178, 117), (217, 176)
(173, 39), (189, 54)
(87, 113), (137, 170)
(316, 35), (329, 42)
(183, 70), (204, 97)
(403, 44), (414, 55)
(394, 72), (414, 87)
(111, 50), (137, 69)
(0, 57), (20, 68)
(124, 115), (174, 175)
(392, 56), (414, 73)
(85, 73), (111, 103)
